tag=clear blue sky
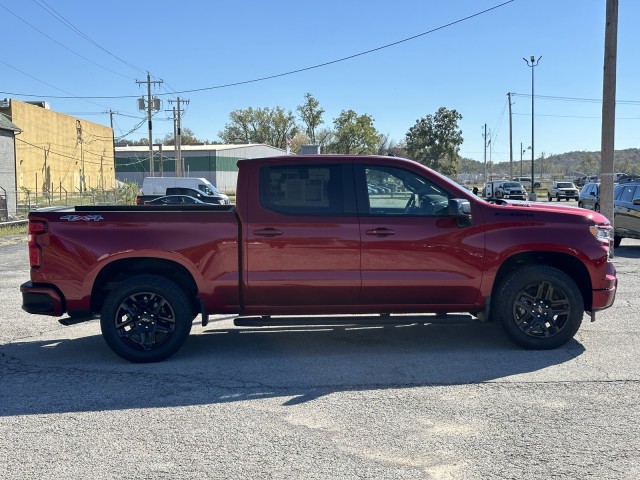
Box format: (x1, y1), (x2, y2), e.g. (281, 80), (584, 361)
(2, 0), (638, 164)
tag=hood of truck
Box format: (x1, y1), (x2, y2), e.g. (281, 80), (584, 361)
(485, 199), (611, 224)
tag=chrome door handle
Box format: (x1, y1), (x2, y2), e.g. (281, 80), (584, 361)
(253, 228), (283, 237)
(365, 228), (395, 237)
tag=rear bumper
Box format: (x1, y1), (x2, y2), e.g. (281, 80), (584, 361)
(20, 281), (64, 316)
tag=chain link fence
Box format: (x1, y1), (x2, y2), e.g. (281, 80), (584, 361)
(14, 182), (140, 219)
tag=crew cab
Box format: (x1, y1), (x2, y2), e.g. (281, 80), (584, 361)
(547, 181), (579, 201)
(21, 155), (617, 362)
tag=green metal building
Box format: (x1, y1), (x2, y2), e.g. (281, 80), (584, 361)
(115, 144), (287, 193)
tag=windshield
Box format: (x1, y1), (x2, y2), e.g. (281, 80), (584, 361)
(502, 182), (520, 188)
(557, 182), (573, 188)
(198, 181), (220, 195)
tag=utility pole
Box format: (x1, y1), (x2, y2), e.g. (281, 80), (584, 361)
(136, 72), (162, 176)
(107, 110), (116, 188)
(172, 107), (179, 176)
(176, 97), (182, 178)
(601, 0), (618, 236)
(523, 56), (541, 200)
(76, 120), (85, 192)
(168, 97), (189, 178)
(508, 92), (514, 180)
(482, 124), (488, 183)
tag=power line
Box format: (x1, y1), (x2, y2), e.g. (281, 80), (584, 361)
(1, 0), (517, 100)
(513, 112), (640, 120)
(31, 0), (147, 75)
(512, 93), (640, 105)
(0, 1), (136, 80)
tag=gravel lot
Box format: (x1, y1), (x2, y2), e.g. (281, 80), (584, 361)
(1, 234), (639, 479)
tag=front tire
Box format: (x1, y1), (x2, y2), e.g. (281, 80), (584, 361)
(492, 266), (584, 349)
(100, 275), (193, 362)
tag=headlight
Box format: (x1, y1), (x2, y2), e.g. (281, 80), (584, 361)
(589, 225), (612, 242)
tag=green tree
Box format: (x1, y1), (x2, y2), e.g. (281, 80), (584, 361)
(218, 107), (298, 150)
(161, 127), (201, 146)
(578, 154), (598, 175)
(405, 107), (463, 176)
(296, 93), (325, 144)
(327, 110), (380, 154)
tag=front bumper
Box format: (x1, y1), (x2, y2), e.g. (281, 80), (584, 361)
(20, 281), (64, 316)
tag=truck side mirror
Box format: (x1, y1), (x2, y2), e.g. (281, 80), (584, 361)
(448, 198), (471, 216)
(448, 199), (472, 227)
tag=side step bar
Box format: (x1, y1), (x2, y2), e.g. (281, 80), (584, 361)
(234, 313), (475, 327)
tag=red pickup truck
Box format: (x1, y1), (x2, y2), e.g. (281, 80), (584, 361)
(21, 155), (617, 362)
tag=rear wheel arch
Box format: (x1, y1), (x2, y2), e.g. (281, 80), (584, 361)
(100, 274), (193, 362)
(91, 258), (200, 316)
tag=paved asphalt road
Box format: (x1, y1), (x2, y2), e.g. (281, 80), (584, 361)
(1, 233), (639, 479)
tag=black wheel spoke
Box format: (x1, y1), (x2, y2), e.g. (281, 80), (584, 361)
(512, 279), (572, 339)
(112, 291), (176, 351)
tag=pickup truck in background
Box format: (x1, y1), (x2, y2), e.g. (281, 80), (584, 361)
(547, 181), (580, 201)
(483, 180), (527, 200)
(135, 186), (230, 205)
(21, 155), (617, 362)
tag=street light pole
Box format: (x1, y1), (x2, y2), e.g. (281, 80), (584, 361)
(523, 55), (541, 200)
(520, 143), (531, 178)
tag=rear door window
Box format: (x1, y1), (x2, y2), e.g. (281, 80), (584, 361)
(260, 164), (354, 215)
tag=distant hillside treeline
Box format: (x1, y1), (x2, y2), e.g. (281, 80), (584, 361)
(459, 148), (640, 179)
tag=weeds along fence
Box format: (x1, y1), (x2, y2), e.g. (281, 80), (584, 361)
(15, 184), (140, 219)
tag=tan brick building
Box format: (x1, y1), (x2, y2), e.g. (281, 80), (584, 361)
(0, 99), (114, 204)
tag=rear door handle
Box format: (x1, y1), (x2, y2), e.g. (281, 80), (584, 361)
(365, 228), (395, 237)
(253, 228), (284, 237)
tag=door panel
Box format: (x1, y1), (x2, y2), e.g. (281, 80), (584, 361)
(357, 165), (484, 307)
(244, 163), (361, 309)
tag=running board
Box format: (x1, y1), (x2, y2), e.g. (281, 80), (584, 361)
(233, 313), (475, 327)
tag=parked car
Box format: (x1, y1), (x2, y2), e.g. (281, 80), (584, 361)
(576, 175), (599, 187)
(547, 181), (579, 201)
(512, 176), (541, 189)
(137, 186), (230, 205)
(483, 180), (527, 200)
(613, 180), (640, 247)
(143, 195), (207, 206)
(578, 182), (600, 211)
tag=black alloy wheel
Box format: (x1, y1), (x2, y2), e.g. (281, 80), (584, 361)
(493, 266), (583, 349)
(100, 275), (193, 362)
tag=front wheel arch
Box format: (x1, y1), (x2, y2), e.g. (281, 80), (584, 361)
(491, 265), (584, 349)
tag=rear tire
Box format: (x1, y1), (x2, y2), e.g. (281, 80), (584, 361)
(492, 266), (583, 349)
(547, 194), (552, 201)
(100, 275), (193, 363)
(614, 236), (622, 248)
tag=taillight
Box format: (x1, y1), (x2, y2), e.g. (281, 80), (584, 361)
(28, 220), (47, 268)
